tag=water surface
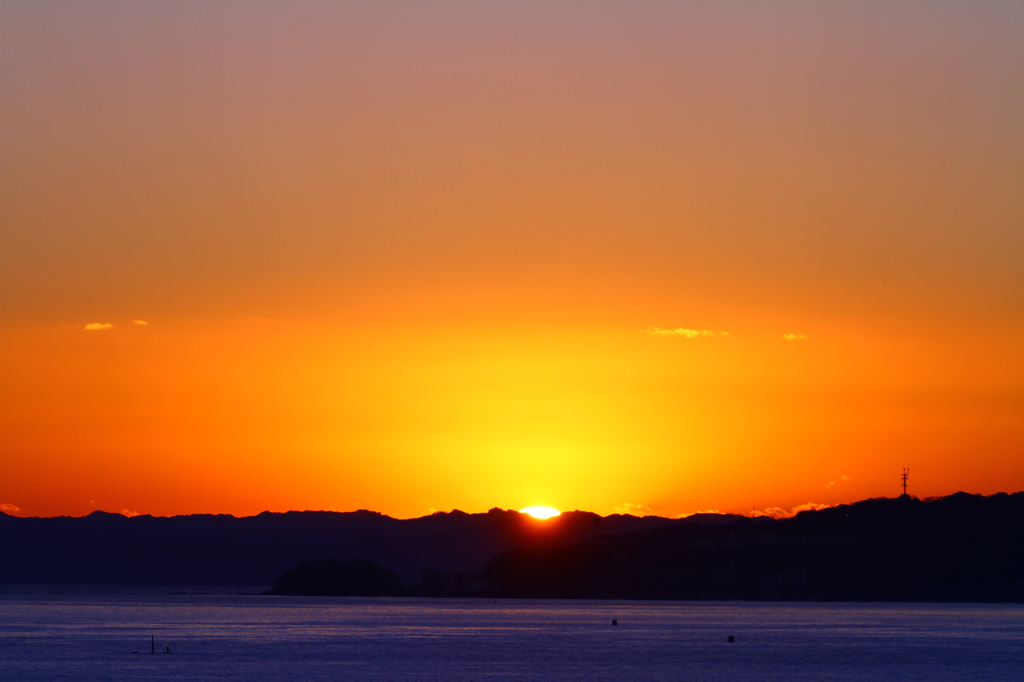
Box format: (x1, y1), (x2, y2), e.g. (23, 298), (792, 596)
(1, 588), (1022, 681)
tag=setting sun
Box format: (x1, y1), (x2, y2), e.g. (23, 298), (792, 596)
(519, 506), (562, 520)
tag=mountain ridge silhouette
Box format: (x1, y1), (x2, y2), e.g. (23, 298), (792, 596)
(0, 506), (715, 585)
(4, 492), (1023, 601)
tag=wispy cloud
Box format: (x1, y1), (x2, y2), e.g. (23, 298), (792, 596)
(675, 509), (722, 518)
(751, 506), (790, 519)
(120, 508), (140, 518)
(751, 502), (831, 519)
(791, 502), (831, 514)
(613, 502), (654, 516)
(0, 503), (20, 513)
(782, 333), (807, 341)
(132, 320), (149, 326)
(647, 327), (727, 338)
(84, 323), (113, 331)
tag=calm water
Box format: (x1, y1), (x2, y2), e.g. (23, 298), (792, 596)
(1, 588), (1022, 681)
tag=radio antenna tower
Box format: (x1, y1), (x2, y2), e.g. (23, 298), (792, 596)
(901, 468), (909, 496)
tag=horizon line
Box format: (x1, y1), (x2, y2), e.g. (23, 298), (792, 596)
(1, 490), (1014, 522)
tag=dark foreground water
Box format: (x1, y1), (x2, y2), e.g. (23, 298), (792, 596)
(1, 588), (1022, 681)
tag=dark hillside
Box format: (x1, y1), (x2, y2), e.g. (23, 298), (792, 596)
(6, 493), (1022, 601)
(482, 493), (1024, 601)
(0, 507), (696, 586)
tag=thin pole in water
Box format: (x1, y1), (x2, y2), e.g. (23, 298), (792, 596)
(151, 636), (155, 654)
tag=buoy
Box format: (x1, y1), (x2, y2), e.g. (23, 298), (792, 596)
(612, 618), (618, 626)
(727, 635), (735, 643)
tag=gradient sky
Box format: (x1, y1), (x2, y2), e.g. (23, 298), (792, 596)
(2, 1), (1022, 519)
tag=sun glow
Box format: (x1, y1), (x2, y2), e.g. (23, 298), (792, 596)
(519, 506), (562, 520)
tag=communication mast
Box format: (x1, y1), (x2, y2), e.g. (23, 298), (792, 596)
(901, 468), (909, 496)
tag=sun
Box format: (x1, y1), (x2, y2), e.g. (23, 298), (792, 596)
(519, 506), (562, 520)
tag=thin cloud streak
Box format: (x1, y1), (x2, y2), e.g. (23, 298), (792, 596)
(647, 327), (726, 338)
(751, 502), (831, 519)
(613, 502), (654, 516)
(675, 509), (723, 518)
(84, 323), (113, 331)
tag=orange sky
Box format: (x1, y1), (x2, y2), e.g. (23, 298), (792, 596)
(1, 1), (1022, 519)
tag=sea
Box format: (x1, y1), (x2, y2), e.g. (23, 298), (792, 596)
(1, 587), (1022, 681)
